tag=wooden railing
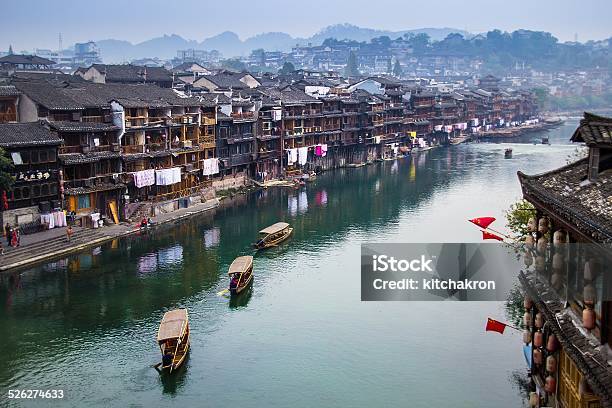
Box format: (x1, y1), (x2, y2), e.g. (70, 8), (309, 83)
(0, 112), (17, 123)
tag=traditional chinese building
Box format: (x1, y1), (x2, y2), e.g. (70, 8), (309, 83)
(517, 112), (612, 407)
(0, 122), (62, 226)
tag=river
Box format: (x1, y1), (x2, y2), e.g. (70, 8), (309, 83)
(0, 120), (582, 407)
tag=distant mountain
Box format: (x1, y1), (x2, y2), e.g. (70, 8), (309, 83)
(92, 24), (472, 63)
(307, 24), (470, 45)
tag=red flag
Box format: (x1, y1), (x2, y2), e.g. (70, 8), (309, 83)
(485, 318), (506, 334)
(482, 231), (504, 241)
(469, 217), (496, 229)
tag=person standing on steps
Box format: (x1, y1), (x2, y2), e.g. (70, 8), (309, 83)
(66, 226), (73, 243)
(5, 223), (10, 246)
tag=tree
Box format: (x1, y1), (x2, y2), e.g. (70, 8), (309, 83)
(345, 51), (359, 77)
(278, 61), (295, 75)
(0, 147), (14, 194)
(392, 59), (403, 78)
(221, 58), (246, 72)
(505, 199), (535, 237)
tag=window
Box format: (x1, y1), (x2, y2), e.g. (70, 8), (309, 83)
(48, 149), (56, 162)
(78, 194), (91, 209)
(50, 183), (57, 195)
(32, 185), (41, 197)
(11, 152), (23, 165)
(21, 187), (30, 199)
(39, 150), (48, 163)
(13, 188), (21, 200)
(41, 184), (49, 196)
(30, 151), (39, 164)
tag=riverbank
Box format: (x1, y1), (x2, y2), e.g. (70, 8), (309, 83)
(0, 198), (220, 273)
(473, 119), (564, 140)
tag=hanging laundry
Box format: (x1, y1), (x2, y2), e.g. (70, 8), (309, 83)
(132, 169), (155, 188)
(298, 147), (308, 165)
(321, 144), (328, 157)
(155, 167), (181, 185)
(287, 148), (298, 165)
(202, 158), (220, 176)
(315, 145), (322, 156)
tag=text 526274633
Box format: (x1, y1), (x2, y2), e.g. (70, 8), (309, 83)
(7, 389), (64, 399)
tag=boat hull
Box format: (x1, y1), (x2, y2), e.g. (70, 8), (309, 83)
(255, 227), (293, 249)
(230, 271), (253, 295)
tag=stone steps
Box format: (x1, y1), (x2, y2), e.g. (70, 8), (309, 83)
(0, 230), (109, 266)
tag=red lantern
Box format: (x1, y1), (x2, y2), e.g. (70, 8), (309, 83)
(534, 331), (543, 347)
(524, 296), (533, 310)
(524, 312), (532, 327)
(535, 312), (544, 329)
(533, 348), (543, 365)
(583, 308), (596, 330)
(545, 375), (556, 393)
(546, 334), (558, 352)
(546, 355), (557, 373)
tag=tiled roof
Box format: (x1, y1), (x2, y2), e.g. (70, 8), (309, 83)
(91, 64), (172, 83)
(0, 54), (55, 65)
(520, 272), (612, 407)
(518, 158), (612, 243)
(198, 73), (246, 89)
(48, 121), (119, 132)
(64, 182), (125, 195)
(14, 80), (201, 110)
(0, 85), (20, 97)
(571, 112), (612, 146)
(0, 122), (62, 147)
(59, 151), (121, 165)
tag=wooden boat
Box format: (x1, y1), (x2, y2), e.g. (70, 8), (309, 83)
(504, 148), (513, 159)
(254, 222), (293, 249)
(157, 309), (190, 373)
(228, 256), (254, 295)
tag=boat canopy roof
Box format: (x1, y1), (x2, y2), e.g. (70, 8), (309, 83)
(157, 309), (188, 342)
(228, 256), (253, 275)
(259, 222), (290, 235)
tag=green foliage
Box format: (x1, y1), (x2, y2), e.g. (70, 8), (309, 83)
(221, 58), (246, 72)
(505, 199), (535, 237)
(393, 59), (403, 78)
(0, 147), (14, 193)
(345, 51), (359, 77)
(505, 285), (526, 328)
(278, 61), (295, 75)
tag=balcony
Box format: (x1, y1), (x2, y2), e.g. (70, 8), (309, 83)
(122, 145), (145, 154)
(229, 153), (254, 167)
(226, 133), (255, 144)
(257, 150), (280, 160)
(0, 112), (18, 123)
(201, 116), (216, 126)
(200, 135), (216, 149)
(231, 112), (256, 122)
(81, 115), (106, 123)
(59, 144), (119, 154)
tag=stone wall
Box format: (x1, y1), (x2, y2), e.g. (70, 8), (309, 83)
(211, 172), (247, 191)
(1, 205), (40, 227)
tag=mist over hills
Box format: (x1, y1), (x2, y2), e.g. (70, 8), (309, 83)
(94, 24), (472, 62)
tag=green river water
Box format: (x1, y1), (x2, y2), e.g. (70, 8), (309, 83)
(0, 120), (581, 407)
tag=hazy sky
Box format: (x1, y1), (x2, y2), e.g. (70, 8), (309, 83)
(2, 0), (610, 51)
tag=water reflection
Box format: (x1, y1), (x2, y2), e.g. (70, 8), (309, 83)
(0, 121), (581, 406)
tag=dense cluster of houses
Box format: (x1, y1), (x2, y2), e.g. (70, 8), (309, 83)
(0, 59), (537, 230)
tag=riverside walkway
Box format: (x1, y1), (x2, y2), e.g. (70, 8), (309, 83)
(0, 198), (219, 272)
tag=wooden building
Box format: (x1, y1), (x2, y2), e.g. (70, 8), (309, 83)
(517, 113), (612, 408)
(0, 122), (62, 226)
